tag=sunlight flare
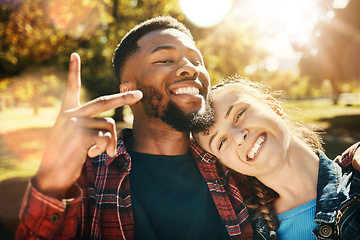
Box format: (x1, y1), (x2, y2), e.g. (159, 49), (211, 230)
(179, 0), (233, 27)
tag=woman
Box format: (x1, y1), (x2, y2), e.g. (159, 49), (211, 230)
(194, 76), (360, 239)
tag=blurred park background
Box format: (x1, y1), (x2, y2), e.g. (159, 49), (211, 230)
(0, 0), (359, 238)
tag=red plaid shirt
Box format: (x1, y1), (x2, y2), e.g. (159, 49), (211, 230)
(16, 129), (358, 239)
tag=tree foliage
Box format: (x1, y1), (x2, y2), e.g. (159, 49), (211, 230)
(294, 0), (360, 103)
(0, 0), (265, 116)
(195, 19), (266, 86)
(0, 0), (181, 117)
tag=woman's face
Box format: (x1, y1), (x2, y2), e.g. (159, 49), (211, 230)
(195, 89), (291, 177)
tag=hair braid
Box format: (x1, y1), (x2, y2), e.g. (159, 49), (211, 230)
(243, 176), (280, 239)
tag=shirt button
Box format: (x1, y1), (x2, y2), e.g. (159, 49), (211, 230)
(50, 213), (60, 223)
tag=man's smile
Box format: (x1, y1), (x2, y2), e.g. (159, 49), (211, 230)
(168, 79), (205, 100)
(172, 86), (200, 96)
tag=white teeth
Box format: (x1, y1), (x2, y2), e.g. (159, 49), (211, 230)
(247, 134), (265, 160)
(174, 87), (200, 96)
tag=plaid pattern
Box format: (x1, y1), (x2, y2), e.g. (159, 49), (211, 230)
(16, 129), (357, 240)
(334, 142), (360, 170)
(16, 182), (82, 239)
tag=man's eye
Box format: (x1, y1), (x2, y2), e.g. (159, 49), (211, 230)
(219, 138), (227, 150)
(191, 60), (202, 66)
(155, 59), (173, 64)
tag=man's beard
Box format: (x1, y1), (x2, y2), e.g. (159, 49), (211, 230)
(138, 83), (214, 133)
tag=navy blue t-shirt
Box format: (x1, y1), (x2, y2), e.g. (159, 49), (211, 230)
(129, 151), (229, 240)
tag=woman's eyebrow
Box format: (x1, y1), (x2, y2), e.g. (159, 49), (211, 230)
(225, 104), (236, 118)
(208, 130), (219, 150)
(208, 103), (236, 150)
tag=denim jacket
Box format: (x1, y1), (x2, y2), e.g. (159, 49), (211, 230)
(253, 151), (360, 240)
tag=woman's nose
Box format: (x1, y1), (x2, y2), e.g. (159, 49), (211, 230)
(176, 58), (199, 78)
(230, 128), (248, 147)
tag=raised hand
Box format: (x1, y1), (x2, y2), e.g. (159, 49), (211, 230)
(33, 53), (142, 199)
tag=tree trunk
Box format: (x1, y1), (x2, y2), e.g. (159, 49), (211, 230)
(330, 79), (342, 105)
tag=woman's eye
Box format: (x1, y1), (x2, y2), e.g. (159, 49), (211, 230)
(219, 138), (227, 150)
(236, 109), (246, 121)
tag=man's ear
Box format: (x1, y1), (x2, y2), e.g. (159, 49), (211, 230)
(266, 96), (284, 116)
(119, 81), (136, 93)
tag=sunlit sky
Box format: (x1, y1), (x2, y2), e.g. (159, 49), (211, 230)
(180, 0), (351, 72)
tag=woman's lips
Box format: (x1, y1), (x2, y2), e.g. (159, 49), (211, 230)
(247, 132), (266, 161)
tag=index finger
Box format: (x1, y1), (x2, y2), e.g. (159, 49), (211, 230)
(67, 90), (143, 118)
(61, 53), (81, 113)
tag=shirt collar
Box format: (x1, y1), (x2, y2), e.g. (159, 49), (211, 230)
(104, 129), (220, 166)
(189, 139), (219, 164)
(104, 128), (132, 166)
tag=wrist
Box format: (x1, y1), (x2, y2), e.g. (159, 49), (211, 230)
(33, 173), (70, 200)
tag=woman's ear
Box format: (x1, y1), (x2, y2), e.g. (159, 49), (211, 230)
(266, 96), (284, 116)
(119, 81), (136, 93)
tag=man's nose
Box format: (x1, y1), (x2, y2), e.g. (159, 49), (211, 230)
(230, 128), (248, 147)
(176, 58), (199, 78)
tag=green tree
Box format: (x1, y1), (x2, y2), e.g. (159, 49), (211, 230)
(0, 0), (181, 119)
(1, 0), (265, 117)
(294, 0), (360, 104)
(195, 19), (266, 85)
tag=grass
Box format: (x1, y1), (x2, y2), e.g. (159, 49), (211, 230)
(0, 107), (60, 238)
(0, 105), (133, 182)
(0, 107), (58, 182)
(286, 98), (360, 122)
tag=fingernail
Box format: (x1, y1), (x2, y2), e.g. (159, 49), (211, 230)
(132, 90), (143, 99)
(70, 53), (75, 62)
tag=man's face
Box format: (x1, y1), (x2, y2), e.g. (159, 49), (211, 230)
(122, 28), (212, 132)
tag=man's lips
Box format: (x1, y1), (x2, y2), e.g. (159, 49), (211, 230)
(168, 79), (204, 97)
(247, 132), (266, 161)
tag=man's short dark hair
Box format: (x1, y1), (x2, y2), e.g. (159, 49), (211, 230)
(112, 16), (193, 82)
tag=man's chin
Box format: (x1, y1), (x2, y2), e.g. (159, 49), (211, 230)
(189, 105), (214, 134)
(161, 100), (214, 134)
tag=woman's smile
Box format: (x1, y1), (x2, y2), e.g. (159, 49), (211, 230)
(247, 132), (267, 161)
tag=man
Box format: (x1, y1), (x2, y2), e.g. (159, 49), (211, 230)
(16, 16), (252, 240)
(16, 16), (358, 239)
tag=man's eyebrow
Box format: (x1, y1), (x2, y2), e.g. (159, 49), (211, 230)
(151, 45), (175, 53)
